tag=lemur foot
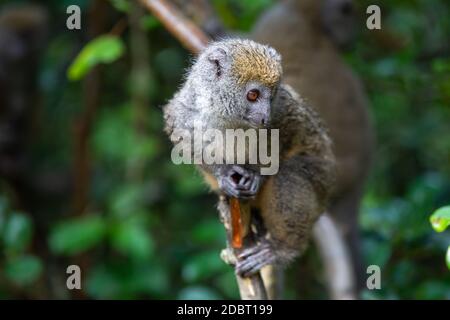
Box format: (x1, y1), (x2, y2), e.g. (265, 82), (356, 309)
(235, 241), (276, 277)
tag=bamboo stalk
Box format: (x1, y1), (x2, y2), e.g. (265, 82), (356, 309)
(220, 197), (267, 300)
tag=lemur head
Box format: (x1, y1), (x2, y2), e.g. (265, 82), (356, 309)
(190, 39), (282, 128)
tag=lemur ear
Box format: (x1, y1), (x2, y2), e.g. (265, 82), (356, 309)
(207, 47), (228, 77)
(267, 47), (281, 63)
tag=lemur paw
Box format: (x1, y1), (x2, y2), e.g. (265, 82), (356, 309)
(219, 165), (260, 199)
(235, 242), (276, 277)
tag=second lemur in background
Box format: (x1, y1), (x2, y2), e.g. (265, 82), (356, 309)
(252, 0), (375, 287)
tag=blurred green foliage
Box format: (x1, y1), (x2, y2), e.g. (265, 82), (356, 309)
(0, 0), (449, 299)
(351, 0), (450, 299)
(0, 197), (43, 288)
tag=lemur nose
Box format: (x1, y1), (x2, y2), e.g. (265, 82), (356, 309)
(261, 118), (265, 125)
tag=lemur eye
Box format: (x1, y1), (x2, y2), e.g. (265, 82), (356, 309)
(247, 89), (260, 102)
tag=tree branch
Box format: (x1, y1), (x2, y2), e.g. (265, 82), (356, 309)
(139, 0), (209, 54)
(219, 197), (268, 300)
(171, 0), (227, 39)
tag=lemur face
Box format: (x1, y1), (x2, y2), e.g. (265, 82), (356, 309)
(203, 39), (282, 128)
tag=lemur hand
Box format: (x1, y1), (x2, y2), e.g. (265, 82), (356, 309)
(218, 165), (260, 199)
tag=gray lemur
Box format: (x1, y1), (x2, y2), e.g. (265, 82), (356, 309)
(163, 39), (335, 276)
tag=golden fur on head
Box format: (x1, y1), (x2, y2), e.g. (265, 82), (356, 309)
(230, 42), (282, 87)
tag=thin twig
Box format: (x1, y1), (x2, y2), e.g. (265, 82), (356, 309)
(139, 0), (209, 54)
(109, 17), (128, 36)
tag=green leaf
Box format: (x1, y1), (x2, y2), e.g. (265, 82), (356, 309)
(430, 206), (450, 232)
(3, 213), (33, 255)
(49, 215), (106, 255)
(5, 255), (43, 286)
(110, 222), (154, 260)
(67, 35), (125, 81)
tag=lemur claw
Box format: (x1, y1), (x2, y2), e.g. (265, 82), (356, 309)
(235, 242), (276, 277)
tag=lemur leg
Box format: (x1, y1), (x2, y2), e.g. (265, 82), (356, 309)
(236, 155), (324, 277)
